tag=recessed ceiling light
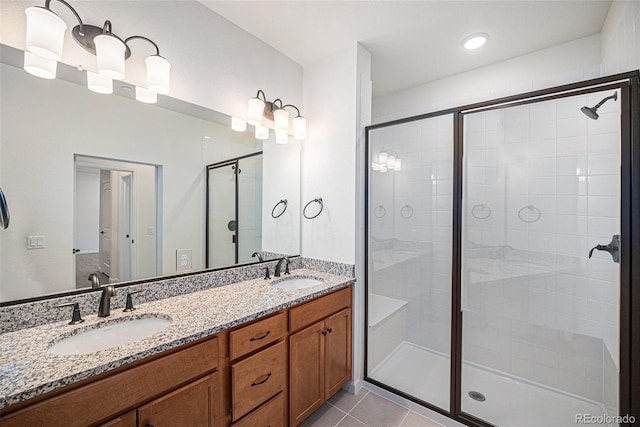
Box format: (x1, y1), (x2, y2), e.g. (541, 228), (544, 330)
(463, 33), (489, 50)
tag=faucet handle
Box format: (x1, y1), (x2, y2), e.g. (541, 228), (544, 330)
(123, 290), (143, 312)
(57, 302), (85, 325)
(285, 260), (290, 275)
(264, 266), (271, 280)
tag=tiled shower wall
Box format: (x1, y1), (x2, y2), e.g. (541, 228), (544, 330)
(462, 90), (620, 403)
(369, 115), (453, 355)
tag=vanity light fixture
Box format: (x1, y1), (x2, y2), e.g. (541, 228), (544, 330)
(462, 33), (489, 50)
(23, 0), (170, 103)
(372, 150), (402, 173)
(232, 90), (307, 143)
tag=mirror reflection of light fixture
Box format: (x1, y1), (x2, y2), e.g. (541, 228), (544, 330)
(231, 117), (247, 132)
(23, 0), (171, 103)
(135, 86), (157, 104)
(23, 51), (57, 79)
(372, 150), (402, 172)
(87, 71), (113, 94)
(234, 90), (307, 143)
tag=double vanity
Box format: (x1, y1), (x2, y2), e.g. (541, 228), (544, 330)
(0, 267), (353, 426)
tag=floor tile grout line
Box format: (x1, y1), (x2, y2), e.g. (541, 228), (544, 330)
(344, 390), (370, 416)
(397, 409), (411, 427)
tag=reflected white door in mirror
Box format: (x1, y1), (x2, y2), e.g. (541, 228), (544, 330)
(74, 156), (159, 290)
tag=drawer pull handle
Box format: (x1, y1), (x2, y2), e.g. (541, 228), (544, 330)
(327, 328), (333, 333)
(250, 330), (271, 341)
(251, 372), (272, 386)
(321, 330), (327, 336)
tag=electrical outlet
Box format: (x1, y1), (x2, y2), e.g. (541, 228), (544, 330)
(176, 249), (192, 272)
(27, 235), (45, 249)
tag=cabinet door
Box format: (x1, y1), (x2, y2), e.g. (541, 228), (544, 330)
(289, 321), (325, 426)
(99, 410), (136, 427)
(138, 373), (221, 427)
(324, 308), (352, 399)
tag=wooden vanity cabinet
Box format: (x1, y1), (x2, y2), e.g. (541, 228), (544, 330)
(288, 287), (352, 426)
(1, 335), (223, 427)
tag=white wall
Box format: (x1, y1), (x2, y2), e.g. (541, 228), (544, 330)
(373, 35), (602, 123)
(0, 1), (302, 119)
(301, 44), (371, 264)
(601, 0), (640, 75)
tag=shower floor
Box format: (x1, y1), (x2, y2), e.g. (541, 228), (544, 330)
(369, 342), (608, 427)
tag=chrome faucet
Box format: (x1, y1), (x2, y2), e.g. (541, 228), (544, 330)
(274, 256), (290, 277)
(98, 285), (116, 317)
(252, 251), (264, 262)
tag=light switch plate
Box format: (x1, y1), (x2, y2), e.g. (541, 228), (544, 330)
(176, 249), (192, 272)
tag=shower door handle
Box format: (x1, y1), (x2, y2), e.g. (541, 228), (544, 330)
(588, 234), (619, 263)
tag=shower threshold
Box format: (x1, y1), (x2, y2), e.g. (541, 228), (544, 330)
(369, 342), (610, 427)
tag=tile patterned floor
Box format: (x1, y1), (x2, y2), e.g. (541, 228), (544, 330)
(300, 389), (443, 427)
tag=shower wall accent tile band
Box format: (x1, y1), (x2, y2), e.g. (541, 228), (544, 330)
(0, 257), (354, 334)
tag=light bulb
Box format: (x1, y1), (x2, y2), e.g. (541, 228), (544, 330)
(231, 117), (247, 132)
(247, 97), (265, 125)
(25, 7), (67, 61)
(145, 55), (171, 94)
(293, 116), (307, 140)
(378, 152), (388, 164)
(135, 86), (157, 104)
(23, 51), (57, 79)
(95, 34), (126, 79)
(87, 71), (113, 94)
(273, 108), (289, 132)
(463, 33), (489, 50)
(255, 124), (269, 140)
(394, 158), (402, 171)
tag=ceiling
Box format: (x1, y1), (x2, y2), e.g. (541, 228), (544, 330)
(200, 0), (612, 98)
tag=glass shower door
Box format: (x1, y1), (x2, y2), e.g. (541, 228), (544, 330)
(367, 114), (453, 411)
(460, 89), (622, 426)
(207, 162), (237, 268)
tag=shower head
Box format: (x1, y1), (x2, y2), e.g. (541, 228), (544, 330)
(580, 92), (618, 120)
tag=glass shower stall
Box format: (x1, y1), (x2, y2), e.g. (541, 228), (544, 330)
(365, 72), (640, 426)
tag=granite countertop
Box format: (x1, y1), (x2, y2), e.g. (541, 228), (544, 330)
(0, 268), (353, 409)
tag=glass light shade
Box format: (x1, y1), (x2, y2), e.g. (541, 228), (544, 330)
(273, 108), (289, 132)
(380, 165), (388, 173)
(378, 152), (388, 164)
(247, 97), (265, 125)
(387, 155), (396, 169)
(275, 130), (289, 145)
(95, 34), (126, 79)
(87, 71), (113, 94)
(25, 7), (67, 61)
(255, 124), (269, 140)
(394, 158), (402, 171)
(231, 117), (247, 132)
(145, 55), (171, 94)
(372, 162), (380, 171)
(23, 51), (57, 79)
(135, 86), (157, 104)
(293, 116), (307, 140)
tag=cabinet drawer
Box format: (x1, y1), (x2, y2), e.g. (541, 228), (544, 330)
(232, 392), (285, 427)
(231, 340), (286, 421)
(289, 286), (351, 333)
(230, 312), (286, 360)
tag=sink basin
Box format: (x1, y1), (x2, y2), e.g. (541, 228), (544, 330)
(271, 276), (323, 290)
(49, 316), (172, 355)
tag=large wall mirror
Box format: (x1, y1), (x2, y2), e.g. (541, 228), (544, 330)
(0, 45), (301, 304)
